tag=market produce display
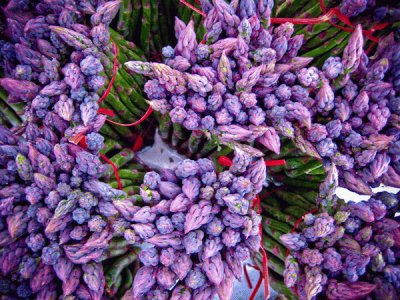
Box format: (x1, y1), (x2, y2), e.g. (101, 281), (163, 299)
(0, 0), (399, 299)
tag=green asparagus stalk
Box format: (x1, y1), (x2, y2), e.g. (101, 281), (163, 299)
(263, 234), (287, 262)
(129, 0), (143, 41)
(140, 0), (152, 55)
(110, 179), (134, 189)
(106, 252), (138, 289)
(269, 273), (297, 300)
(117, 268), (133, 298)
(274, 191), (314, 210)
(117, 0), (133, 37)
(284, 206), (308, 219)
(261, 204), (296, 226)
(101, 139), (123, 155)
(263, 225), (287, 245)
(112, 169), (145, 181)
(123, 185), (140, 195)
(0, 98), (21, 126)
(263, 217), (293, 233)
(281, 177), (322, 189)
(99, 123), (123, 141)
(188, 131), (203, 154)
(284, 160), (323, 178)
(157, 113), (172, 140)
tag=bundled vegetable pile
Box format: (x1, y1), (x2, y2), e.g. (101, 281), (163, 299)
(118, 154), (266, 299)
(281, 191), (399, 300)
(0, 0), (399, 299)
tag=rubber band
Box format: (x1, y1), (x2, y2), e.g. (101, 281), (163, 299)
(99, 42), (118, 104)
(265, 159), (286, 167)
(106, 106), (154, 127)
(97, 107), (116, 117)
(100, 153), (123, 190)
(249, 272), (263, 300)
(217, 155), (233, 167)
(179, 0), (206, 17)
(244, 264), (253, 289)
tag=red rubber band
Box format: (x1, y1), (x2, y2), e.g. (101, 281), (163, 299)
(244, 264), (253, 289)
(97, 107), (116, 117)
(249, 270), (263, 300)
(79, 136), (88, 149)
(99, 42), (118, 104)
(132, 133), (144, 152)
(179, 0), (206, 17)
(265, 159), (286, 167)
(106, 106), (154, 127)
(100, 153), (123, 190)
(217, 156), (233, 167)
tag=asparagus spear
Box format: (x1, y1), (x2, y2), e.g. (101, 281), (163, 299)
(129, 0), (143, 42)
(281, 177), (321, 189)
(123, 185), (140, 195)
(263, 224), (287, 245)
(274, 190), (314, 210)
(100, 123), (123, 141)
(284, 205), (308, 219)
(117, 0), (133, 37)
(117, 268), (133, 298)
(261, 203), (296, 226)
(263, 234), (287, 262)
(140, 0), (152, 55)
(0, 98), (21, 126)
(284, 160), (323, 178)
(106, 251), (138, 289)
(263, 217), (293, 233)
(100, 139), (123, 155)
(112, 169), (145, 181)
(156, 113), (172, 140)
(110, 179), (134, 189)
(269, 272), (297, 300)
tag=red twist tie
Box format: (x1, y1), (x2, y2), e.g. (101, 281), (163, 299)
(100, 153), (123, 190)
(106, 106), (154, 127)
(217, 156), (233, 167)
(265, 159), (286, 167)
(99, 42), (118, 104)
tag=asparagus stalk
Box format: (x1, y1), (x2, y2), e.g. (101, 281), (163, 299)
(123, 185), (140, 195)
(112, 169), (145, 181)
(274, 190), (314, 210)
(106, 251), (138, 289)
(261, 203), (296, 226)
(140, 0), (152, 55)
(117, 0), (133, 37)
(284, 205), (308, 219)
(263, 234), (287, 262)
(0, 98), (21, 126)
(263, 217), (293, 233)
